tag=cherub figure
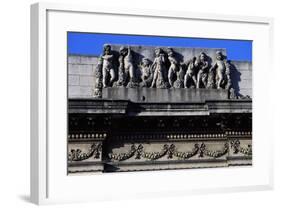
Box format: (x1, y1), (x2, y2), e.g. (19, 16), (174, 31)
(196, 52), (210, 88)
(101, 44), (116, 87)
(122, 47), (136, 83)
(115, 46), (127, 87)
(184, 57), (198, 88)
(150, 47), (169, 88)
(210, 51), (230, 89)
(167, 47), (179, 87)
(114, 46), (137, 87)
(173, 63), (185, 88)
(139, 58), (153, 87)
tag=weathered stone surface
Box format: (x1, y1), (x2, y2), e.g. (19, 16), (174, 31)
(69, 86), (92, 97)
(68, 64), (93, 75)
(68, 75), (79, 86)
(68, 56), (81, 64)
(80, 56), (99, 64)
(79, 76), (94, 86)
(102, 88), (228, 103)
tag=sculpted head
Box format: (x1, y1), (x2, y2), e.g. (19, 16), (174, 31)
(119, 46), (128, 56)
(216, 51), (225, 61)
(154, 47), (163, 57)
(142, 58), (150, 66)
(103, 44), (112, 55)
(199, 52), (207, 62)
(194, 57), (200, 67)
(167, 47), (174, 57)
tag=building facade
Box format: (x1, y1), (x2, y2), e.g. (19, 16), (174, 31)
(67, 45), (252, 174)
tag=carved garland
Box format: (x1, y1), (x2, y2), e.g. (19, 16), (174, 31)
(109, 143), (229, 161)
(169, 144), (199, 159)
(138, 144), (169, 160)
(68, 140), (251, 162)
(68, 143), (102, 161)
(108, 145), (137, 161)
(199, 143), (229, 158)
(230, 139), (252, 156)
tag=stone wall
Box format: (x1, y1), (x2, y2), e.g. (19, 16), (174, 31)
(230, 61), (252, 97)
(68, 48), (252, 98)
(68, 56), (98, 98)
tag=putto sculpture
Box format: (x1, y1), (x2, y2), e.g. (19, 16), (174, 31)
(101, 44), (116, 88)
(114, 46), (140, 88)
(184, 57), (198, 88)
(196, 52), (210, 89)
(93, 44), (238, 98)
(211, 51), (231, 89)
(167, 47), (179, 87)
(150, 47), (169, 89)
(139, 58), (153, 87)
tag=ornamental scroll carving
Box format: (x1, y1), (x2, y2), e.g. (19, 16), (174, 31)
(93, 44), (240, 98)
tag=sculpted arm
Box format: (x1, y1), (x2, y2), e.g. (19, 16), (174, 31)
(210, 62), (217, 72)
(201, 61), (209, 70)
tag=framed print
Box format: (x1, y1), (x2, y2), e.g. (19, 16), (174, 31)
(30, 2), (274, 205)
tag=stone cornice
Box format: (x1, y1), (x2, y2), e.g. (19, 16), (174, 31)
(68, 98), (252, 115)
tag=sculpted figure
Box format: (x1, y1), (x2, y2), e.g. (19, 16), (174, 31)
(114, 46), (128, 87)
(101, 44), (116, 87)
(114, 46), (138, 87)
(93, 57), (103, 98)
(207, 64), (216, 89)
(184, 57), (198, 88)
(139, 58), (153, 87)
(124, 46), (138, 88)
(173, 63), (185, 88)
(196, 52), (210, 88)
(167, 47), (179, 87)
(150, 47), (169, 89)
(210, 51), (230, 89)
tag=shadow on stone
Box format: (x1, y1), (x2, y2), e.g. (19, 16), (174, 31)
(229, 61), (242, 97)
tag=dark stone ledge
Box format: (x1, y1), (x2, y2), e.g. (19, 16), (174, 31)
(68, 98), (252, 116)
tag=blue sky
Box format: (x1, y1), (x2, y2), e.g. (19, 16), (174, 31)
(68, 32), (252, 61)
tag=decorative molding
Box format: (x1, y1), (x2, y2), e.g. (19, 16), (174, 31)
(199, 143), (228, 158)
(68, 132), (251, 141)
(108, 143), (230, 161)
(230, 139), (252, 156)
(113, 133), (227, 140)
(108, 145), (137, 161)
(68, 143), (102, 161)
(169, 144), (199, 159)
(68, 133), (107, 139)
(226, 131), (252, 136)
(137, 144), (169, 160)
